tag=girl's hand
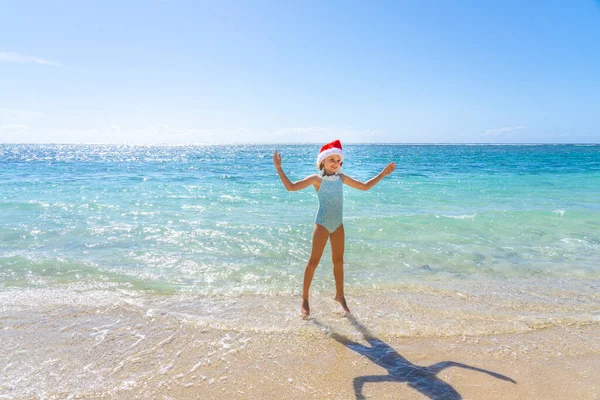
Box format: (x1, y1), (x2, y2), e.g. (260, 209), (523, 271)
(273, 150), (283, 170)
(382, 162), (396, 177)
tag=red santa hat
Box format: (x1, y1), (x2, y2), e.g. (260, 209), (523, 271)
(316, 139), (344, 167)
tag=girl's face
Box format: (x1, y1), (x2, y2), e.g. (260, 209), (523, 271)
(322, 155), (342, 174)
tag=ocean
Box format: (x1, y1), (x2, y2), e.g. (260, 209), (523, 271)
(1, 143), (599, 338)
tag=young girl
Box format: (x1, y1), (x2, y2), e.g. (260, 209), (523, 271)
(273, 140), (396, 317)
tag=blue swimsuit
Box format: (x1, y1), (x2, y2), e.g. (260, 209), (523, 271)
(315, 173), (343, 233)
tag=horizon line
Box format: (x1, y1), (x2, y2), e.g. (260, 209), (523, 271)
(1, 142), (599, 146)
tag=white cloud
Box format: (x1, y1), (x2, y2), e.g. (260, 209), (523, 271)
(0, 124), (29, 132)
(269, 126), (384, 143)
(0, 123), (388, 144)
(4, 124), (220, 144)
(0, 52), (61, 66)
(272, 126), (329, 142)
(0, 108), (45, 122)
(0, 124), (29, 142)
(483, 126), (527, 137)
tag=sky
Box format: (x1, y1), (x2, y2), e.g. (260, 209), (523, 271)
(1, 0), (599, 144)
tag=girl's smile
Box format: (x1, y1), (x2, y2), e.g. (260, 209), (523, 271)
(323, 155), (342, 174)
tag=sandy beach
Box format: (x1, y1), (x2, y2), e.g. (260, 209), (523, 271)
(2, 144), (599, 399)
(2, 293), (598, 399)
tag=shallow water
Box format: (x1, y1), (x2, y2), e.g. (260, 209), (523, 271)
(1, 143), (599, 337)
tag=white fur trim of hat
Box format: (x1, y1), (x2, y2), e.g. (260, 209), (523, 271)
(316, 139), (344, 167)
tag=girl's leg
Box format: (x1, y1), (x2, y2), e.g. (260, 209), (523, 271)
(302, 224), (330, 317)
(330, 224), (350, 314)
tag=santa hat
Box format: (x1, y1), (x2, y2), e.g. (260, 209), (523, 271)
(316, 139), (344, 167)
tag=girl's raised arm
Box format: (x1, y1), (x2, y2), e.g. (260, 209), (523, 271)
(340, 162), (396, 191)
(273, 150), (319, 192)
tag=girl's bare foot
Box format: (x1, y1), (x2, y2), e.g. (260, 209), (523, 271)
(301, 297), (310, 318)
(334, 296), (351, 315)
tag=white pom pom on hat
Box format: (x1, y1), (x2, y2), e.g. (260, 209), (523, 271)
(316, 139), (344, 167)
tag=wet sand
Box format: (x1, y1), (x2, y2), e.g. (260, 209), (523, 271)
(1, 300), (598, 399)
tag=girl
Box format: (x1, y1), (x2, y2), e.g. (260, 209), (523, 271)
(273, 140), (396, 317)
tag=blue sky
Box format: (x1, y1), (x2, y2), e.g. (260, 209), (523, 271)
(1, 0), (599, 144)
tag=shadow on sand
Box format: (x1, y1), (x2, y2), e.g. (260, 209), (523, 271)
(313, 315), (516, 400)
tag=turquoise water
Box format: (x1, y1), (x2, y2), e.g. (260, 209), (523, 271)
(1, 144), (599, 336)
